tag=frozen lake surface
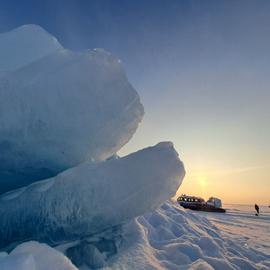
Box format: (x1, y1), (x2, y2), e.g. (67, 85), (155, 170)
(208, 204), (270, 256)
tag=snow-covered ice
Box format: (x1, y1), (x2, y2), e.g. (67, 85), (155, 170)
(1, 202), (269, 270)
(207, 204), (270, 256)
(0, 25), (144, 193)
(0, 142), (185, 249)
(112, 202), (270, 270)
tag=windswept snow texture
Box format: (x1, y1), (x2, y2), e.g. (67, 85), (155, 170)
(114, 202), (270, 270)
(0, 25), (144, 193)
(0, 142), (185, 249)
(2, 202), (269, 270)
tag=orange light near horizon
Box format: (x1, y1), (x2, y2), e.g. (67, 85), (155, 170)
(199, 178), (206, 188)
(198, 177), (208, 199)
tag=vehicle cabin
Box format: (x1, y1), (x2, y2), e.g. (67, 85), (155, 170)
(206, 197), (222, 208)
(177, 195), (205, 204)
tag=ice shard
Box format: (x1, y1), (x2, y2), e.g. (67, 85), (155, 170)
(0, 142), (185, 250)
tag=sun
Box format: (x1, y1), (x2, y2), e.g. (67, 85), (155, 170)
(199, 178), (207, 187)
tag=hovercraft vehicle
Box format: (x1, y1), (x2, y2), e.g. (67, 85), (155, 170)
(177, 195), (226, 213)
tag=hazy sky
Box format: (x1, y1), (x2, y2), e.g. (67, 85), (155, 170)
(0, 0), (269, 204)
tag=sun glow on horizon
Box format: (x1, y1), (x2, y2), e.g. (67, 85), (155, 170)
(175, 163), (270, 205)
(199, 178), (206, 188)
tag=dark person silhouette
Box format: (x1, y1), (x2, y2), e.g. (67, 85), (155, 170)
(255, 204), (259, 216)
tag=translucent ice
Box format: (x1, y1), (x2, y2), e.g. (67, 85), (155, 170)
(0, 26), (144, 193)
(0, 142), (185, 249)
(0, 25), (62, 75)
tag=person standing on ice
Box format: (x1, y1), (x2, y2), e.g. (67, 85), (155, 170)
(255, 204), (259, 216)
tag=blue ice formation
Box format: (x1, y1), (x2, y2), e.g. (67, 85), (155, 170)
(0, 25), (185, 252)
(0, 142), (185, 249)
(0, 25), (144, 194)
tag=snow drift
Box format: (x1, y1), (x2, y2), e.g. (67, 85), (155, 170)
(0, 25), (144, 194)
(1, 202), (269, 270)
(0, 142), (185, 250)
(107, 201), (270, 270)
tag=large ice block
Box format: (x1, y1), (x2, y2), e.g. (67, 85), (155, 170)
(0, 142), (185, 250)
(0, 26), (144, 193)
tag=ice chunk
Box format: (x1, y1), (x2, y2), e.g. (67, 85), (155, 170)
(0, 142), (185, 249)
(0, 241), (77, 270)
(0, 25), (62, 74)
(0, 26), (144, 193)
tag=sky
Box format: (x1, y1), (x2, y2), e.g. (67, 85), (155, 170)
(0, 0), (269, 205)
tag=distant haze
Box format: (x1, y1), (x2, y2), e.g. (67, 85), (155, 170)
(0, 0), (269, 205)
